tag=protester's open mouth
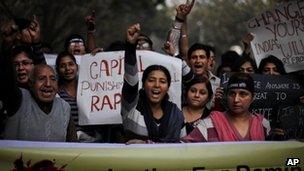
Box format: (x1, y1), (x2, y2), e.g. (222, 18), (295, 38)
(40, 88), (54, 97)
(151, 89), (161, 98)
(73, 49), (81, 54)
(17, 73), (27, 80)
(151, 90), (161, 95)
(194, 64), (203, 69)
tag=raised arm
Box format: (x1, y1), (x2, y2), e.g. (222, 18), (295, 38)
(27, 15), (46, 64)
(66, 117), (78, 142)
(164, 0), (195, 59)
(180, 17), (189, 61)
(85, 10), (97, 52)
(179, 0), (194, 60)
(85, 10), (103, 54)
(163, 1), (195, 84)
(241, 33), (254, 58)
(121, 24), (141, 116)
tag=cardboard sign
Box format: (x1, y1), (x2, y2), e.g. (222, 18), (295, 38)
(247, 1), (304, 72)
(274, 104), (304, 139)
(76, 51), (182, 125)
(251, 74), (303, 121)
(221, 73), (304, 121)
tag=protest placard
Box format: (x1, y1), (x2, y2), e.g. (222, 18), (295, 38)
(274, 104), (304, 139)
(221, 73), (304, 122)
(247, 1), (304, 72)
(76, 51), (182, 125)
(250, 74), (303, 122)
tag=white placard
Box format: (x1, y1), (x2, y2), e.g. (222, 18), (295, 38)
(247, 1), (304, 73)
(76, 51), (182, 125)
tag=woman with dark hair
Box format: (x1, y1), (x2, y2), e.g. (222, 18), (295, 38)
(56, 51), (99, 142)
(121, 24), (184, 143)
(55, 51), (78, 87)
(55, 52), (79, 111)
(258, 55), (286, 75)
(183, 76), (213, 134)
(55, 52), (82, 138)
(182, 73), (271, 142)
(233, 56), (257, 74)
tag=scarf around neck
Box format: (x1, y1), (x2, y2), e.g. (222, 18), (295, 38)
(137, 89), (182, 142)
(210, 111), (265, 141)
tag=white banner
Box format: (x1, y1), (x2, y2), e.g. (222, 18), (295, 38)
(76, 51), (182, 125)
(0, 140), (303, 170)
(247, 1), (304, 73)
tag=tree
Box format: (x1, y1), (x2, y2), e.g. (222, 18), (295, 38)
(186, 0), (283, 56)
(0, 0), (170, 52)
(0, 0), (285, 54)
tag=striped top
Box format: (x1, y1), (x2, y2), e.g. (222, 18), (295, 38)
(58, 89), (79, 131)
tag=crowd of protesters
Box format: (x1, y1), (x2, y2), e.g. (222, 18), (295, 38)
(0, 0), (303, 143)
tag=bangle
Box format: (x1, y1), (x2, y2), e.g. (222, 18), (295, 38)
(175, 16), (185, 23)
(182, 35), (187, 38)
(172, 21), (183, 30)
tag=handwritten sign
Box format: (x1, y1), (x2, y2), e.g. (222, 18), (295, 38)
(247, 1), (304, 72)
(77, 51), (182, 125)
(251, 74), (303, 121)
(221, 73), (304, 122)
(273, 104), (304, 139)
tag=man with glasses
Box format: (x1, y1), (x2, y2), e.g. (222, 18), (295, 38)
(11, 46), (35, 88)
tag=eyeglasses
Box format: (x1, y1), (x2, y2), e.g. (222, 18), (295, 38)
(70, 42), (84, 46)
(137, 42), (151, 50)
(13, 60), (33, 68)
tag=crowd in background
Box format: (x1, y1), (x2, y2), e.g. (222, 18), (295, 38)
(0, 0), (303, 143)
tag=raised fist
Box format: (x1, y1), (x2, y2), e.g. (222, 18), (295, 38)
(126, 23), (140, 44)
(85, 10), (96, 32)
